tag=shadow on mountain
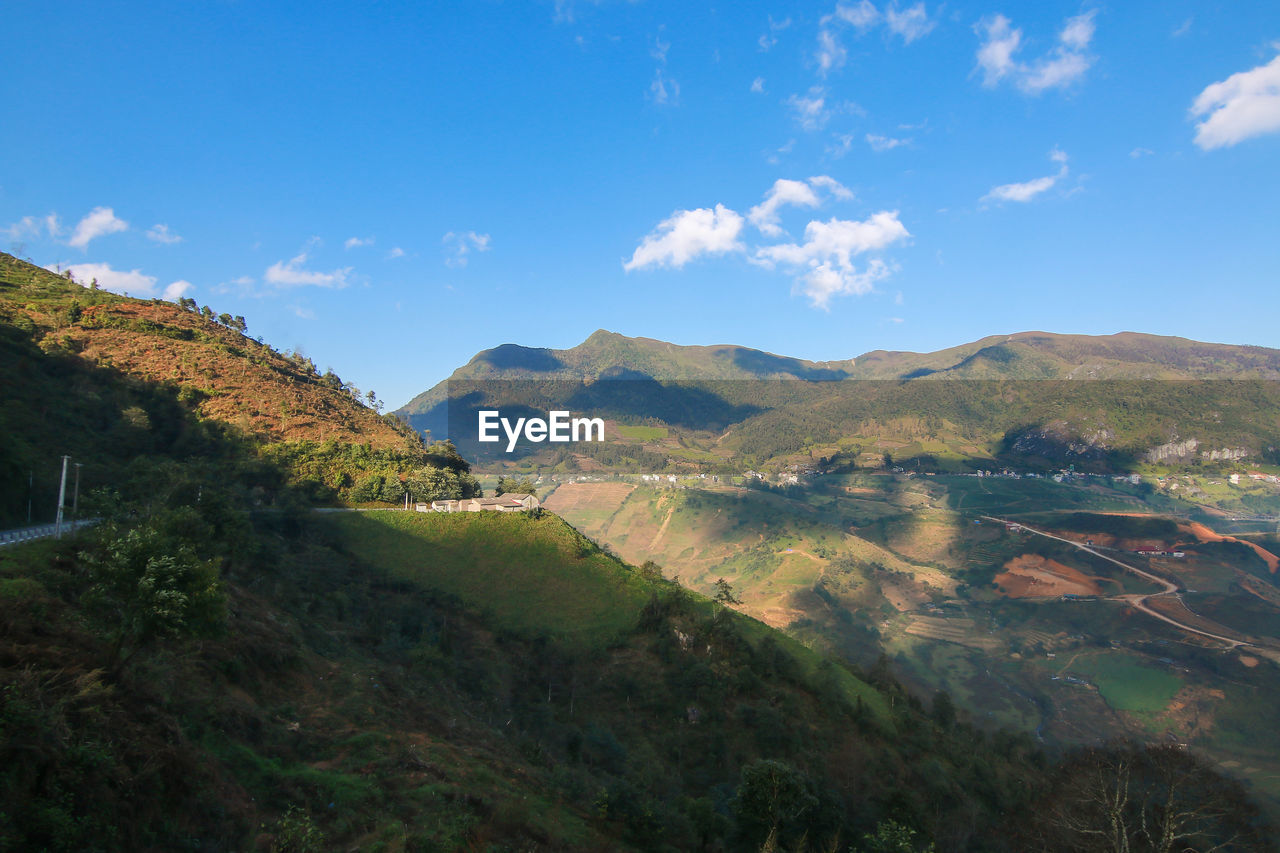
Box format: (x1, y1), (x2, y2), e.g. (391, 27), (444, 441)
(475, 344), (565, 372)
(567, 378), (762, 430)
(731, 349), (852, 380)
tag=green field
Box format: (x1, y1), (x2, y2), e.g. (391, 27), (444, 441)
(324, 511), (655, 643)
(1066, 653), (1183, 713)
(614, 423), (669, 441)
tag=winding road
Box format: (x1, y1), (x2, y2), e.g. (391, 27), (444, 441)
(981, 516), (1252, 650)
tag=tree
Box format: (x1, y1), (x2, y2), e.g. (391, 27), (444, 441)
(713, 577), (742, 607)
(857, 820), (936, 853)
(495, 476), (537, 497)
(1031, 743), (1271, 853)
(732, 759), (818, 846)
(232, 315), (247, 334)
(217, 312), (233, 326)
(83, 521), (226, 673)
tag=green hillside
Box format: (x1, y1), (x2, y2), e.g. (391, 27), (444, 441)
(3, 252), (1274, 851)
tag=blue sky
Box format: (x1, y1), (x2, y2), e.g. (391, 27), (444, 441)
(4, 1), (1280, 407)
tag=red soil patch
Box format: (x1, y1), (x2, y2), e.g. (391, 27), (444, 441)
(1179, 522), (1280, 573)
(995, 554), (1103, 598)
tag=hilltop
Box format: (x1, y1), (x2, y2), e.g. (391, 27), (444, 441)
(0, 251), (472, 523)
(396, 328), (1280, 475)
(0, 251), (413, 451)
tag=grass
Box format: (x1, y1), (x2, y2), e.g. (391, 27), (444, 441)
(322, 511), (655, 644)
(1066, 653), (1183, 713)
(614, 424), (668, 441)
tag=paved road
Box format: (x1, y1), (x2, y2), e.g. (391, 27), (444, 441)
(982, 516), (1251, 649)
(0, 519), (97, 548)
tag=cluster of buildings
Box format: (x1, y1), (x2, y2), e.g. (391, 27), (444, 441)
(419, 493), (540, 513)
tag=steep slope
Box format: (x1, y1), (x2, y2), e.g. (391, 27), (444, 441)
(0, 251), (470, 522)
(0, 252), (412, 451)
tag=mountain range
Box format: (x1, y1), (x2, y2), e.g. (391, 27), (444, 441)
(396, 329), (1280, 473)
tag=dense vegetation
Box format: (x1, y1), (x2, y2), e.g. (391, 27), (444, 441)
(1, 252), (1273, 850)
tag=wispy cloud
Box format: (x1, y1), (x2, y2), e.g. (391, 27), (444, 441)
(344, 236), (374, 249)
(751, 76), (766, 94)
(1190, 53), (1280, 150)
(387, 246), (406, 259)
(758, 15), (791, 52)
(4, 212), (61, 242)
(624, 205), (745, 271)
(814, 2), (934, 77)
(146, 223), (183, 244)
(68, 207), (128, 249)
(975, 11), (1096, 94)
(443, 231), (491, 267)
(787, 87), (832, 131)
(647, 32), (680, 106)
(885, 3), (935, 43)
(982, 148), (1069, 203)
(866, 133), (909, 151)
(264, 252), (353, 287)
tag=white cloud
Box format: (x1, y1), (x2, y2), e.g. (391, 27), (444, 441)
(1190, 54), (1280, 150)
(753, 211), (910, 308)
(1130, 147), (1155, 158)
(624, 204), (745, 271)
(975, 14), (1021, 86)
(816, 1), (931, 70)
(68, 207), (128, 249)
(816, 28), (848, 76)
(344, 236), (374, 249)
(749, 180), (822, 237)
(264, 253), (353, 287)
(649, 70), (680, 105)
(443, 231), (491, 267)
(826, 133), (855, 158)
(748, 177), (853, 237)
(163, 280), (194, 300)
(759, 15), (791, 51)
(1172, 18), (1192, 38)
(4, 212), (61, 242)
(833, 0), (879, 30)
(230, 275), (255, 286)
(751, 76), (766, 94)
(54, 261), (157, 296)
(387, 246), (406, 259)
(982, 148), (1069, 203)
(808, 175), (855, 200)
(885, 3), (934, 43)
(866, 133), (909, 151)
(787, 87), (831, 131)
(976, 11), (1094, 94)
(146, 224), (183, 244)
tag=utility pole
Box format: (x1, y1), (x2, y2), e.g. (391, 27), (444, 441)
(27, 470), (33, 525)
(54, 455), (69, 538)
(72, 463), (82, 519)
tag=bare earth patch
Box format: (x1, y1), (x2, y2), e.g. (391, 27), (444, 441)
(995, 554), (1103, 598)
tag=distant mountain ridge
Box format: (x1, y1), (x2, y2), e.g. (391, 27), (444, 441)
(397, 328), (1280, 421)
